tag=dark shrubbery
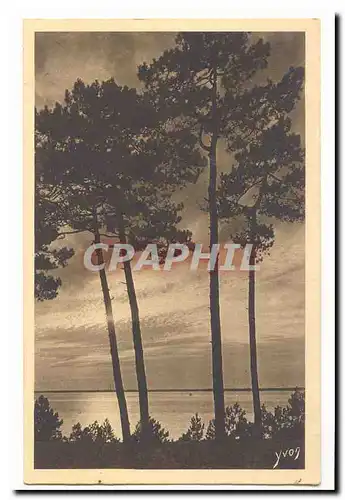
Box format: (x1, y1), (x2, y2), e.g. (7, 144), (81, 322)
(179, 404), (253, 442)
(179, 413), (205, 441)
(34, 389), (304, 446)
(34, 391), (305, 469)
(205, 402), (252, 441)
(66, 419), (119, 444)
(261, 388), (305, 439)
(133, 416), (170, 444)
(176, 389), (305, 442)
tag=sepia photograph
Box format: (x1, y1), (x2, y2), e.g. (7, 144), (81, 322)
(23, 18), (321, 485)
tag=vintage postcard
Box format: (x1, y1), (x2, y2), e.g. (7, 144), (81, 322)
(24, 18), (321, 485)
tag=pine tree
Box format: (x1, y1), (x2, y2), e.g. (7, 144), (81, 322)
(35, 79), (147, 443)
(138, 33), (271, 440)
(217, 79), (305, 435)
(179, 413), (205, 441)
(35, 77), (203, 442)
(34, 395), (63, 441)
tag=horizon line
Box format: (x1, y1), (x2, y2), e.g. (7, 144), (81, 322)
(35, 387), (304, 394)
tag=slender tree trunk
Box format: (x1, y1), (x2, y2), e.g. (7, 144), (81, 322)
(208, 138), (226, 441)
(208, 66), (225, 441)
(248, 208), (261, 437)
(118, 220), (150, 442)
(93, 225), (131, 443)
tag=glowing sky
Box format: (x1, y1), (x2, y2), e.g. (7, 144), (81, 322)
(35, 32), (305, 391)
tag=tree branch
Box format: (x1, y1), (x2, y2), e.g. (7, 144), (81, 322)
(57, 229), (88, 237)
(99, 233), (119, 238)
(40, 197), (63, 206)
(267, 172), (282, 183)
(49, 185), (63, 201)
(267, 172), (303, 200)
(253, 174), (270, 209)
(237, 177), (264, 205)
(195, 73), (213, 88)
(198, 125), (211, 152)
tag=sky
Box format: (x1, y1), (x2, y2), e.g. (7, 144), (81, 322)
(35, 32), (305, 391)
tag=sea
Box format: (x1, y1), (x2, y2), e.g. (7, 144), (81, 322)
(35, 389), (299, 440)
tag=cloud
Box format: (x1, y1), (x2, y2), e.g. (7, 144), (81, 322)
(35, 32), (175, 108)
(35, 221), (304, 391)
(36, 323), (304, 391)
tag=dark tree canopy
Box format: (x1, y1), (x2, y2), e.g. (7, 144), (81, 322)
(35, 136), (74, 301)
(217, 115), (304, 260)
(138, 32), (270, 128)
(35, 78), (205, 242)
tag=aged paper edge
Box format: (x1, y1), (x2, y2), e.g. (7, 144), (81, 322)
(23, 18), (321, 486)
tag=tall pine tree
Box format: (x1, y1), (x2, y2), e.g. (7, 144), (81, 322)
(138, 33), (271, 439)
(36, 77), (204, 442)
(218, 84), (304, 435)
